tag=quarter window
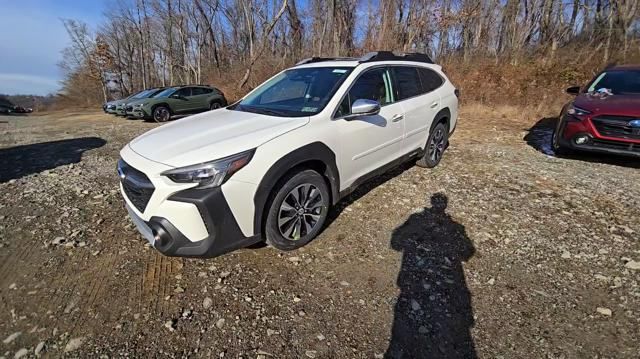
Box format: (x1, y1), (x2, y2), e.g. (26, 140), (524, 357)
(392, 67), (422, 100)
(418, 68), (444, 93)
(192, 87), (213, 95)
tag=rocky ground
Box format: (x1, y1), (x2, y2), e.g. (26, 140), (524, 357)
(0, 107), (638, 358)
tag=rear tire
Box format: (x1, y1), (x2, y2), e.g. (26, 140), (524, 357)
(265, 170), (330, 251)
(153, 106), (171, 123)
(417, 122), (448, 168)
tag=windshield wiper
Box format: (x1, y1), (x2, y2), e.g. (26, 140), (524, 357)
(239, 105), (288, 117)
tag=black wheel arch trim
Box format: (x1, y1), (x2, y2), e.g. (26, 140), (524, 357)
(151, 103), (172, 115)
(253, 142), (340, 236)
(432, 108), (451, 132)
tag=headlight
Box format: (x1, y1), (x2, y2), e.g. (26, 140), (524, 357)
(134, 103), (145, 108)
(567, 104), (591, 117)
(162, 149), (254, 189)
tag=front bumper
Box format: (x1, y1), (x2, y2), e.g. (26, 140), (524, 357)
(119, 147), (260, 258)
(557, 118), (640, 158)
(124, 186), (261, 257)
(126, 108), (149, 119)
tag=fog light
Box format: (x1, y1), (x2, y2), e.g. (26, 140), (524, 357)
(150, 225), (169, 247)
(574, 135), (589, 145)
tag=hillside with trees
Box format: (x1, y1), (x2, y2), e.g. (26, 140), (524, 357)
(58, 0), (640, 107)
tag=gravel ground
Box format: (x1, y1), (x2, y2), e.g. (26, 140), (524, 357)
(0, 107), (638, 358)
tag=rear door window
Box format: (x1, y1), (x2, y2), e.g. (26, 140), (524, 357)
(176, 87), (192, 97)
(392, 67), (422, 100)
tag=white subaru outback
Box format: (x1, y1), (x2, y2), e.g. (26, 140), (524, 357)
(118, 51), (459, 257)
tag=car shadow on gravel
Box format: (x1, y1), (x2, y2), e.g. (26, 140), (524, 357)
(385, 193), (477, 359)
(524, 117), (640, 169)
(326, 162), (415, 226)
(0, 137), (106, 182)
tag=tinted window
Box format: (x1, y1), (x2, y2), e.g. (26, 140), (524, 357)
(336, 67), (393, 117)
(176, 87), (192, 97)
(192, 87), (213, 95)
(393, 67), (421, 100)
(418, 68), (444, 93)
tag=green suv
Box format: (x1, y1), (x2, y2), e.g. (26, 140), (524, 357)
(125, 85), (227, 122)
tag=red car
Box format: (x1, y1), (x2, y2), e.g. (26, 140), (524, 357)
(553, 65), (640, 158)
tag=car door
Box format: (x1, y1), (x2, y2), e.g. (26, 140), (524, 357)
(190, 87), (211, 111)
(334, 66), (405, 187)
(391, 66), (442, 151)
(169, 87), (194, 114)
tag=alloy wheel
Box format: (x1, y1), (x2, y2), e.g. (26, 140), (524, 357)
(154, 107), (170, 122)
(277, 184), (324, 241)
(428, 128), (445, 162)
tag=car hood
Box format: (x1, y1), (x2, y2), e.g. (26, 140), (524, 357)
(574, 93), (640, 116)
(129, 109), (309, 167)
(125, 98), (150, 106)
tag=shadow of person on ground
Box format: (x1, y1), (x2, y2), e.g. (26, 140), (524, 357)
(386, 193), (476, 359)
(524, 117), (640, 169)
(0, 137), (107, 183)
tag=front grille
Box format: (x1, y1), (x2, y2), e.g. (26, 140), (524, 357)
(591, 139), (639, 152)
(118, 160), (155, 213)
(592, 115), (640, 140)
(125, 105), (133, 112)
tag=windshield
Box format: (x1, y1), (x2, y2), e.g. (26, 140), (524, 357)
(587, 70), (640, 95)
(231, 67), (354, 117)
(128, 90), (149, 99)
(153, 87), (178, 98)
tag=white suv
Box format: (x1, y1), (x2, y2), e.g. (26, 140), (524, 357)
(118, 51), (459, 257)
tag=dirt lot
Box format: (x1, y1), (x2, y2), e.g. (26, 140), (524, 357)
(0, 107), (639, 358)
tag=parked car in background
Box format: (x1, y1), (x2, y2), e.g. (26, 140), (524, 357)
(0, 98), (31, 114)
(114, 88), (167, 116)
(125, 85), (227, 122)
(117, 51), (458, 258)
(554, 65), (640, 158)
(0, 104), (13, 114)
(104, 89), (154, 115)
(13, 106), (33, 113)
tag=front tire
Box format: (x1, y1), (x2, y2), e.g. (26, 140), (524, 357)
(417, 122), (448, 168)
(153, 106), (171, 123)
(210, 101), (222, 110)
(552, 122), (573, 156)
(265, 170), (330, 251)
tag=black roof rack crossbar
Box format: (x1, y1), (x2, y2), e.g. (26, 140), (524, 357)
(295, 51), (433, 66)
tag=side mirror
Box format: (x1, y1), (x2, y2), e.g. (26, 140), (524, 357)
(345, 99), (381, 119)
(566, 86), (580, 95)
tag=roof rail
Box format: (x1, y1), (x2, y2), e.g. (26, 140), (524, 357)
(295, 51), (434, 66)
(296, 57), (358, 65)
(359, 51), (433, 64)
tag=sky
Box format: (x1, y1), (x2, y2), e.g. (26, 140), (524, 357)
(0, 0), (105, 95)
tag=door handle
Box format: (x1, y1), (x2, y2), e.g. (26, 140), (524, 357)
(430, 102), (439, 109)
(391, 114), (404, 122)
